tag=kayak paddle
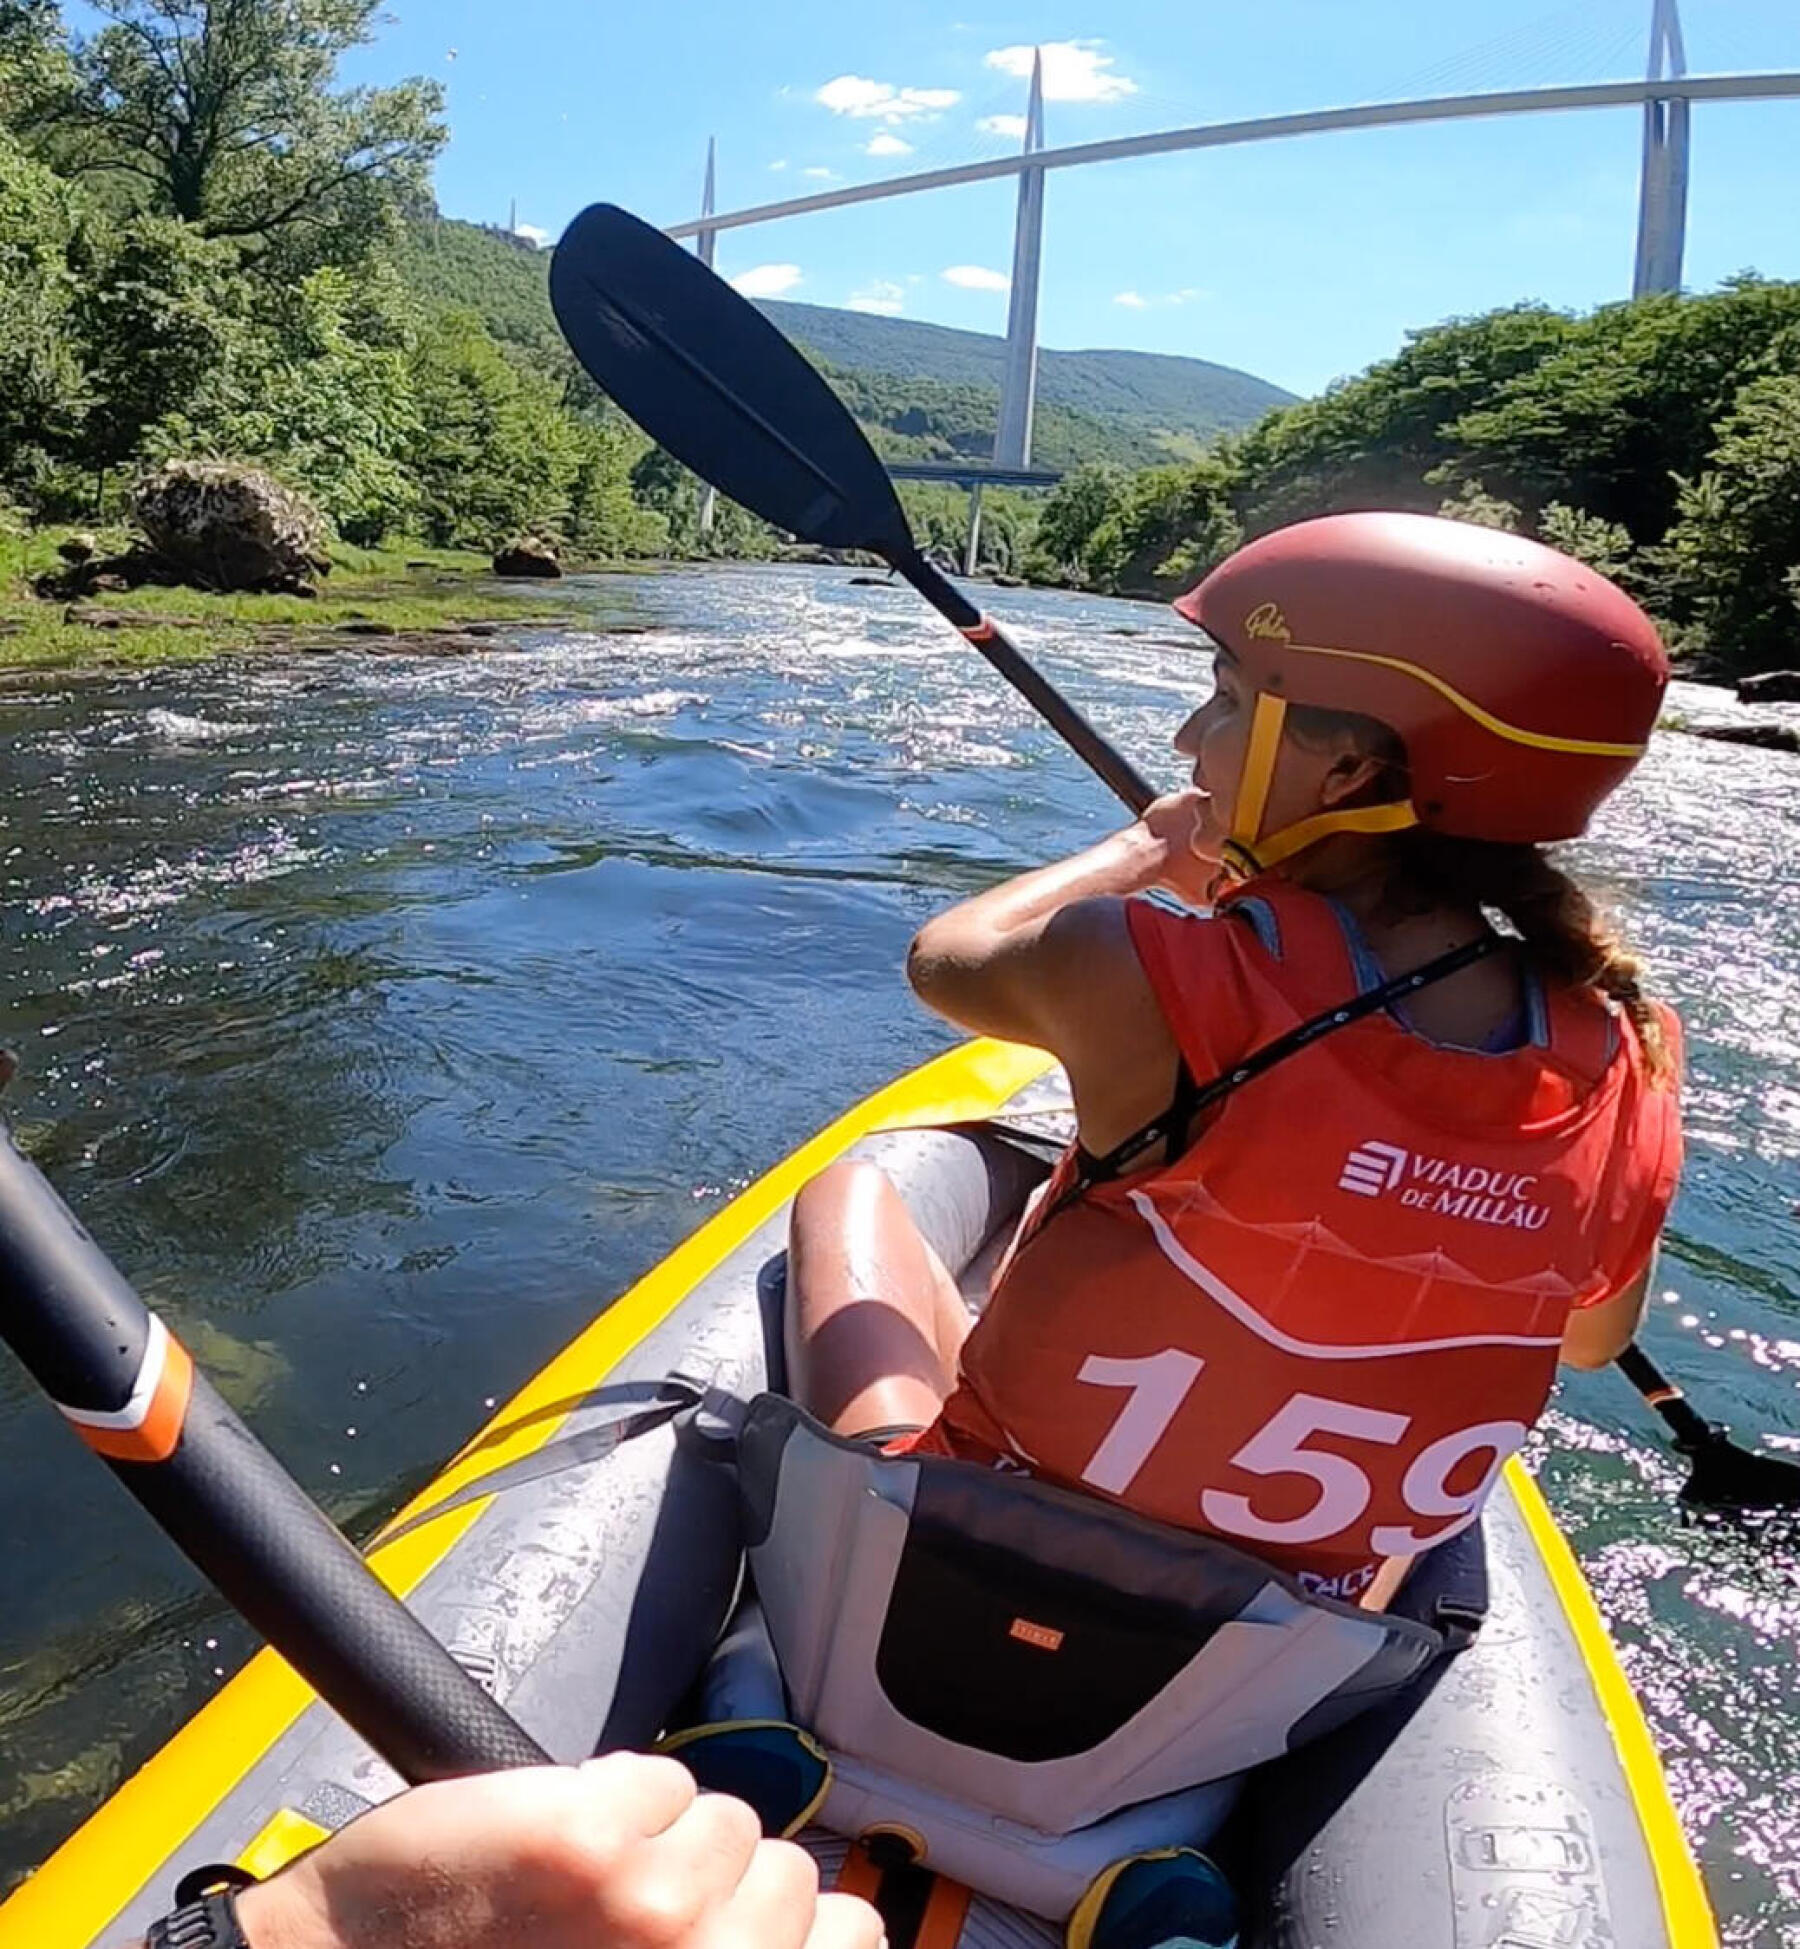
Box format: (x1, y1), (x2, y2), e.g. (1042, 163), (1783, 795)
(549, 201), (1800, 1522)
(548, 203), (1154, 815)
(1615, 1341), (1800, 1514)
(0, 1129), (550, 1780)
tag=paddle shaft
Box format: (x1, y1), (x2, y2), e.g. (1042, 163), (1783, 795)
(1613, 1340), (1719, 1450)
(899, 552), (1157, 815)
(0, 1134), (548, 1779)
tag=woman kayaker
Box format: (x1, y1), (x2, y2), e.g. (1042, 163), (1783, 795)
(788, 511), (1682, 1604)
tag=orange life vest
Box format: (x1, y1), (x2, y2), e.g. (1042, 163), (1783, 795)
(922, 879), (1683, 1599)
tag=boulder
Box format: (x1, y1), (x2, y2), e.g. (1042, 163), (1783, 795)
(132, 460), (329, 594)
(1737, 670), (1800, 705)
(492, 536), (562, 578)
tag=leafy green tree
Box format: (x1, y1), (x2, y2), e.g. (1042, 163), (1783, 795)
(1444, 279), (1800, 542)
(629, 446), (775, 559)
(1029, 463), (1124, 583)
(148, 262), (421, 542)
(68, 212), (242, 482)
(0, 124), (85, 500)
(0, 0), (73, 114)
(44, 0), (443, 268)
(566, 416), (666, 559)
(1086, 456), (1241, 597)
(407, 309), (577, 547)
(1660, 373), (1800, 672)
(1229, 306), (1575, 534)
(1537, 502), (1633, 580)
(1436, 480), (1519, 530)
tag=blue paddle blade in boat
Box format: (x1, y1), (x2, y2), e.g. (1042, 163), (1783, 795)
(549, 202), (916, 561)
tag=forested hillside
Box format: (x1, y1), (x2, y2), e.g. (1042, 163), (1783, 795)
(758, 300), (1293, 446)
(396, 218), (1278, 469)
(1031, 281), (1800, 675)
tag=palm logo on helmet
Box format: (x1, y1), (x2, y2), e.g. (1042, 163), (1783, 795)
(1174, 512), (1671, 880)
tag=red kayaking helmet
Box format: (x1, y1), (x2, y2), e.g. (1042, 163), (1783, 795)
(1173, 512), (1669, 877)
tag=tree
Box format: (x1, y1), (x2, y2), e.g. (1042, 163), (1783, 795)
(407, 310), (578, 548)
(0, 124), (85, 500)
(145, 261), (423, 542)
(1537, 502), (1633, 581)
(1229, 305), (1576, 535)
(1029, 464), (1123, 583)
(1444, 279), (1800, 542)
(46, 0), (443, 269)
(68, 212), (243, 481)
(1085, 456), (1241, 597)
(1660, 373), (1800, 672)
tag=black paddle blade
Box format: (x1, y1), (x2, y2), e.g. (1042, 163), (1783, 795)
(550, 203), (914, 560)
(1677, 1425), (1800, 1515)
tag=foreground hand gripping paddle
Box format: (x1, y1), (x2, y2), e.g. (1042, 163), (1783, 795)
(550, 201), (1799, 1522)
(550, 202), (1154, 813)
(0, 1133), (549, 1779)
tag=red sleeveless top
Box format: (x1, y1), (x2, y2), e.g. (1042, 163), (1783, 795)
(919, 879), (1683, 1598)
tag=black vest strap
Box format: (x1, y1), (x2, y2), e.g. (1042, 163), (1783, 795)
(1071, 932), (1504, 1193)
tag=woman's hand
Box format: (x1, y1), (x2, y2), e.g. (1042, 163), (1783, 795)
(1132, 787), (1225, 904)
(235, 1754), (883, 1949)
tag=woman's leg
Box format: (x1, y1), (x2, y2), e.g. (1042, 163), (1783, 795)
(784, 1159), (973, 1436)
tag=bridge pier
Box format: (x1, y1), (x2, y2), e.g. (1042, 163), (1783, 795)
(993, 51), (1046, 471)
(695, 138), (719, 538)
(1633, 0), (1689, 296)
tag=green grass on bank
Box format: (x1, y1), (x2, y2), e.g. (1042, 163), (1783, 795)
(0, 532), (581, 673)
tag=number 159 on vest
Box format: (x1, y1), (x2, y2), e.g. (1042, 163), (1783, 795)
(1077, 1350), (1528, 1555)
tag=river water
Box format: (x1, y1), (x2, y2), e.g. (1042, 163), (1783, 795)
(0, 565), (1795, 1939)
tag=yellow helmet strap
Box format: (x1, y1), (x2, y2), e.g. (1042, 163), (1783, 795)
(1220, 690), (1419, 882)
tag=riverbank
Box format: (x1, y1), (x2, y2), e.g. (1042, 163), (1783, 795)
(0, 535), (586, 673)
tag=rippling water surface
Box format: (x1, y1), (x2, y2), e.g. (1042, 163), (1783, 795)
(1, 565), (1796, 1938)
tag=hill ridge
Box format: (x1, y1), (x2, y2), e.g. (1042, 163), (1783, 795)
(757, 297), (1294, 438)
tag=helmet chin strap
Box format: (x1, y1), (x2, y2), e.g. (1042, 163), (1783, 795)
(1222, 693), (1419, 882)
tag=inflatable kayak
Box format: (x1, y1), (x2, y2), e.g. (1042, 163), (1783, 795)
(0, 1040), (1717, 1949)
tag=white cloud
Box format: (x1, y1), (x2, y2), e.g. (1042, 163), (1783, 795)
(977, 113), (1029, 139)
(848, 280), (905, 316)
(942, 264), (1010, 293)
(769, 158), (789, 172)
(512, 223), (549, 249)
(985, 40), (1137, 103)
(865, 131), (913, 157)
(1114, 286), (1211, 310)
(816, 74), (961, 123)
(802, 166), (837, 180)
(730, 263), (803, 298)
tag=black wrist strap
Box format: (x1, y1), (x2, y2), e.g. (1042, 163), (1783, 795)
(149, 1867), (257, 1949)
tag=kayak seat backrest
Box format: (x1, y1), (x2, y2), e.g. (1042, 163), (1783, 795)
(737, 1392), (1445, 1840)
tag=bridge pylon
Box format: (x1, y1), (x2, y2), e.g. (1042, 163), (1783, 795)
(994, 51), (1046, 471)
(1633, 0), (1689, 296)
(696, 138), (719, 537)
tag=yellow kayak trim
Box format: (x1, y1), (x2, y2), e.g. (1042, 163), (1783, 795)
(0, 1037), (1053, 1949)
(0, 1036), (1715, 1948)
(1502, 1459), (1716, 1947)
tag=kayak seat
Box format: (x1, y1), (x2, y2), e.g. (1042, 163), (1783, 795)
(713, 1390), (1468, 1920)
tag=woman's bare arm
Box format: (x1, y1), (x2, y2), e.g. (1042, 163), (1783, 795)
(1560, 1257), (1655, 1369)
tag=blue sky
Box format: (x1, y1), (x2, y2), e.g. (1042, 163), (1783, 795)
(342, 0), (1800, 397)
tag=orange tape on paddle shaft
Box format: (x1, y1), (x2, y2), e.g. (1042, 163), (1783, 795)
(833, 1841), (972, 1949)
(959, 618), (998, 645)
(57, 1313), (194, 1463)
(835, 1841), (885, 1902)
(915, 1876), (972, 1948)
